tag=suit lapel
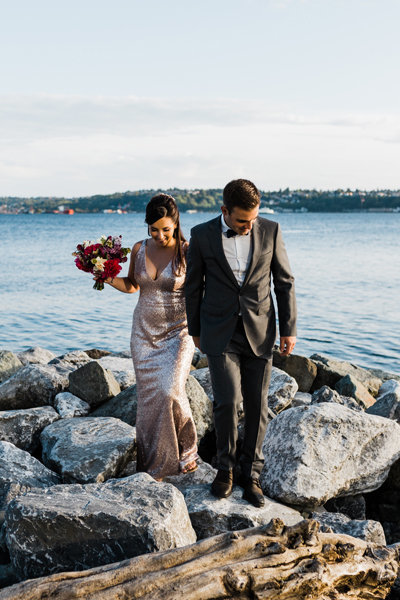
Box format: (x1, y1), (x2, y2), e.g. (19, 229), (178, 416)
(207, 217), (240, 290)
(242, 218), (264, 288)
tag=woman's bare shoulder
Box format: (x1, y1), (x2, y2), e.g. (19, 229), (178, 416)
(132, 240), (143, 252)
(130, 240), (144, 259)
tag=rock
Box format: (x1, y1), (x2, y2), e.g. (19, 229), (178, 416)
(0, 351), (23, 384)
(0, 365), (68, 411)
(53, 392), (91, 418)
(325, 494), (366, 520)
(96, 355), (136, 389)
(191, 367), (214, 402)
(186, 375), (213, 439)
(192, 349), (208, 369)
(4, 473), (196, 581)
(91, 385), (137, 425)
(366, 392), (400, 423)
(292, 391), (312, 407)
(311, 510), (386, 545)
(68, 361), (120, 407)
(182, 484), (303, 540)
(267, 367), (298, 414)
(377, 379), (400, 400)
(0, 524), (9, 562)
(272, 349), (317, 392)
(0, 562), (18, 589)
(311, 385), (363, 411)
(84, 348), (111, 359)
(335, 374), (376, 408)
(0, 406), (60, 453)
(367, 366), (400, 384)
(0, 441), (60, 511)
(260, 403), (400, 508)
(40, 417), (136, 483)
(365, 459), (400, 545)
(164, 459), (217, 489)
(386, 458), (400, 490)
(49, 350), (92, 370)
(310, 353), (382, 395)
(16, 347), (56, 366)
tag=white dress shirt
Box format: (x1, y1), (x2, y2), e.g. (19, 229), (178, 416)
(220, 215), (252, 287)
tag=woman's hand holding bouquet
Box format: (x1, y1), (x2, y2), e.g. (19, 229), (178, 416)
(73, 235), (131, 290)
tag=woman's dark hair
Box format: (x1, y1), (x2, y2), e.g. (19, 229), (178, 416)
(145, 193), (186, 274)
(223, 179), (260, 213)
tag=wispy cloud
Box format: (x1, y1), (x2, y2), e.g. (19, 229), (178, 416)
(0, 94), (399, 195)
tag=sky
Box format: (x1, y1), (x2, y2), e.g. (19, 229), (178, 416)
(1, 0), (400, 197)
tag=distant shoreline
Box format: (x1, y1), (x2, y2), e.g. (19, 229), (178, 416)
(1, 188), (400, 215)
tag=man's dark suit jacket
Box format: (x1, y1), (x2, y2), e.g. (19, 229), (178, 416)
(185, 216), (297, 357)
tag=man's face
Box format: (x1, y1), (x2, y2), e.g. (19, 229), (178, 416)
(221, 205), (259, 235)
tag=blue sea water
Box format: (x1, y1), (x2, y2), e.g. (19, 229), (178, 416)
(0, 211), (399, 373)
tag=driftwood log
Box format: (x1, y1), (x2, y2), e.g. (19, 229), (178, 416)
(1, 519), (398, 600)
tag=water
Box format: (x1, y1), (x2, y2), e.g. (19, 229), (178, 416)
(0, 212), (399, 373)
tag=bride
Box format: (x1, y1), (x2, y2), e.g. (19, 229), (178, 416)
(105, 194), (198, 480)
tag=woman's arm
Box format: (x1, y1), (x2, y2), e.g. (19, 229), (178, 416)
(105, 241), (141, 293)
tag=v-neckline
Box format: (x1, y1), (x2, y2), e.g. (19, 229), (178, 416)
(144, 240), (173, 281)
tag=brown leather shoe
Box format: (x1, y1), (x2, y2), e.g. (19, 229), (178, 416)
(211, 469), (233, 499)
(242, 477), (265, 508)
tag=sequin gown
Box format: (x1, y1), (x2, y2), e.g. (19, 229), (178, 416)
(131, 240), (198, 480)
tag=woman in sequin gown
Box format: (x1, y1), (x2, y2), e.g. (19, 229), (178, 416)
(105, 194), (198, 480)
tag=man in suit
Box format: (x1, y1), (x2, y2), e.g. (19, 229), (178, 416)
(185, 179), (297, 507)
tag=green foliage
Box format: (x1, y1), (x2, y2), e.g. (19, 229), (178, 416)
(1, 188), (399, 213)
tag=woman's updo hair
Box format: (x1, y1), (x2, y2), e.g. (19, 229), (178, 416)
(145, 193), (187, 274)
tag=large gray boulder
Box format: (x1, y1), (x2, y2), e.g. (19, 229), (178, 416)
(260, 403), (400, 508)
(97, 355), (136, 389)
(311, 385), (363, 412)
(268, 367), (298, 414)
(0, 364), (68, 410)
(164, 458), (217, 489)
(191, 367), (214, 402)
(310, 354), (382, 395)
(192, 349), (208, 369)
(17, 346), (56, 365)
(68, 361), (120, 407)
(0, 351), (23, 384)
(272, 350), (317, 393)
(186, 375), (213, 439)
(0, 406), (60, 453)
(0, 441), (60, 511)
(40, 417), (136, 483)
(366, 379), (400, 423)
(366, 392), (400, 423)
(377, 379), (400, 401)
(311, 510), (386, 545)
(91, 384), (137, 425)
(49, 350), (92, 372)
(335, 374), (376, 409)
(182, 485), (303, 540)
(292, 392), (312, 408)
(53, 391), (91, 418)
(4, 473), (196, 581)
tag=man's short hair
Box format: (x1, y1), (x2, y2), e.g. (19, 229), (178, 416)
(223, 179), (261, 213)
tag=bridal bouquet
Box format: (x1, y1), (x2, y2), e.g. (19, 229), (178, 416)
(73, 235), (131, 290)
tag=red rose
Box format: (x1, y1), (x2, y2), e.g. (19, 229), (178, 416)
(103, 259), (122, 279)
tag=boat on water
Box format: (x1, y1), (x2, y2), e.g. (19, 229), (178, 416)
(258, 207), (274, 214)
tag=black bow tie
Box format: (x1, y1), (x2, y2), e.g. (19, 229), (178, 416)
(226, 229), (238, 238)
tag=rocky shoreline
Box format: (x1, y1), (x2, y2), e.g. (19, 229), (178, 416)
(0, 345), (399, 598)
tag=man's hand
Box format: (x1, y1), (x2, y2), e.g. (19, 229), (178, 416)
(192, 336), (202, 351)
(280, 336), (296, 356)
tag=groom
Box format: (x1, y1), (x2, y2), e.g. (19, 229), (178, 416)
(185, 179), (297, 507)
